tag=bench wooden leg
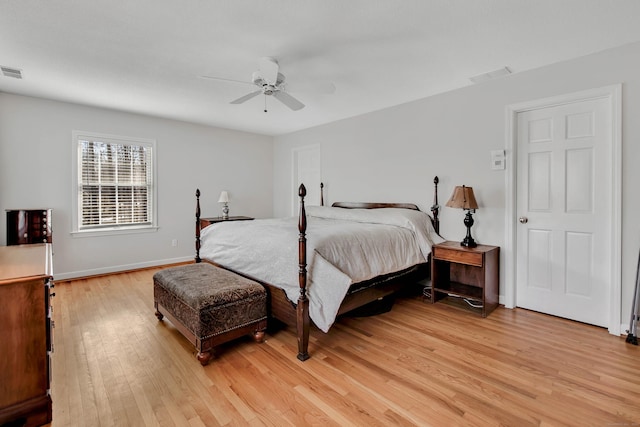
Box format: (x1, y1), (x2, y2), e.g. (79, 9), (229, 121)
(154, 302), (164, 320)
(253, 330), (265, 343)
(197, 351), (212, 366)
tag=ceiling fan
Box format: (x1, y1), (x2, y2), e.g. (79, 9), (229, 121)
(201, 57), (335, 112)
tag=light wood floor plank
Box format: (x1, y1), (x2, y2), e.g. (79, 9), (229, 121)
(48, 267), (640, 426)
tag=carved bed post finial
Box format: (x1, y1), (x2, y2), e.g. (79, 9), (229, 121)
(297, 183), (310, 361)
(320, 182), (324, 207)
(195, 189), (202, 263)
(431, 176), (440, 234)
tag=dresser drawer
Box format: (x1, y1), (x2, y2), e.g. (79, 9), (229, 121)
(433, 246), (483, 267)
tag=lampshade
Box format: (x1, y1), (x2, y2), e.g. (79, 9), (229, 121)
(446, 185), (478, 210)
(218, 191), (229, 203)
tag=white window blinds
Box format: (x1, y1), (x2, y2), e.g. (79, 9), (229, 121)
(77, 137), (153, 230)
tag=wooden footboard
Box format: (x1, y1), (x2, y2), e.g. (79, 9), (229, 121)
(194, 185), (311, 361)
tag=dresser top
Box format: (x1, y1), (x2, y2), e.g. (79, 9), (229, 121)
(0, 244), (53, 283)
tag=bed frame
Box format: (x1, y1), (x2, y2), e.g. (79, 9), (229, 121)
(195, 176), (440, 361)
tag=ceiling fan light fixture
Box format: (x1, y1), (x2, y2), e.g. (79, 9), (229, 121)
(262, 86), (275, 95)
(252, 71), (285, 87)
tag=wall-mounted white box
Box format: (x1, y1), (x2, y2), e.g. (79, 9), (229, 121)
(491, 150), (505, 170)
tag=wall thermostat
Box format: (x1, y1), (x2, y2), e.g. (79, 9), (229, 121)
(491, 150), (505, 170)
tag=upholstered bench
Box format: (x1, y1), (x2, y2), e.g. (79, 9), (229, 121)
(153, 262), (267, 366)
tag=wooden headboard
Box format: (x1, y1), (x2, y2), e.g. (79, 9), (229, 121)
(331, 202), (420, 210)
(320, 176), (440, 233)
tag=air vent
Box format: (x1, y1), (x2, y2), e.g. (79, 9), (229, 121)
(1, 66), (23, 79)
(469, 66), (511, 84)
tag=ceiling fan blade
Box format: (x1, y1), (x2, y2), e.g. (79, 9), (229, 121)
(273, 91), (305, 111)
(199, 75), (253, 86)
(259, 57), (279, 85)
(230, 90), (261, 104)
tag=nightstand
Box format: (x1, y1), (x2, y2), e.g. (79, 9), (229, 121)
(200, 216), (254, 229)
(430, 241), (500, 317)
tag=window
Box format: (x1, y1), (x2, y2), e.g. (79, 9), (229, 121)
(72, 131), (157, 235)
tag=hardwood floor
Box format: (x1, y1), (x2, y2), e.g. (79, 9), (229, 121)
(49, 267), (640, 426)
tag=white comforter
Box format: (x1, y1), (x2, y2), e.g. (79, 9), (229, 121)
(199, 206), (444, 332)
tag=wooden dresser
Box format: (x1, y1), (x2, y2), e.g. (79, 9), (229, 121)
(0, 244), (54, 426)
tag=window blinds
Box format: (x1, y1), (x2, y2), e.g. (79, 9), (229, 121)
(78, 139), (152, 229)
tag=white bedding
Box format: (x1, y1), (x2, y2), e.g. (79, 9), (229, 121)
(199, 206), (444, 332)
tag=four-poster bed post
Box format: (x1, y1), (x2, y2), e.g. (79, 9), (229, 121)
(296, 184), (310, 361)
(431, 176), (440, 234)
(195, 189), (202, 263)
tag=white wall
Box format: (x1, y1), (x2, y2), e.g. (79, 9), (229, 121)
(3, 41), (639, 325)
(0, 94), (273, 279)
(273, 41), (640, 325)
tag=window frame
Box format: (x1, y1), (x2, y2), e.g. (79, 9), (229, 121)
(71, 130), (158, 237)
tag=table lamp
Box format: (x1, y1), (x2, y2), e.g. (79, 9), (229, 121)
(218, 191), (229, 220)
(446, 185), (479, 248)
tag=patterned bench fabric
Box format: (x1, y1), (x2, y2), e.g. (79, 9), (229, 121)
(153, 263), (266, 339)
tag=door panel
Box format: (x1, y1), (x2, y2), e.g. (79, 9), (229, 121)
(565, 231), (592, 297)
(528, 229), (552, 290)
(565, 148), (593, 213)
(528, 152), (551, 211)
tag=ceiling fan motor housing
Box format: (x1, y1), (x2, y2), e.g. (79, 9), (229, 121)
(252, 71), (285, 95)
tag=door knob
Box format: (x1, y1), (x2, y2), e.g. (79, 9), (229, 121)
(519, 217), (528, 224)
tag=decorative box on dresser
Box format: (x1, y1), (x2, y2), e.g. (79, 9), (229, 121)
(430, 241), (500, 317)
(6, 209), (52, 246)
(0, 244), (54, 427)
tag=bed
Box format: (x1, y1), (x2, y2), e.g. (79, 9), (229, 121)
(194, 177), (442, 361)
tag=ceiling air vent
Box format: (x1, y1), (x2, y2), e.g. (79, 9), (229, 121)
(469, 66), (511, 84)
(1, 66), (23, 79)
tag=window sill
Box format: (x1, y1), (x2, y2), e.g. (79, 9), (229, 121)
(70, 226), (159, 238)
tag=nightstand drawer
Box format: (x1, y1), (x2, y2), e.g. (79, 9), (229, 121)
(433, 246), (483, 267)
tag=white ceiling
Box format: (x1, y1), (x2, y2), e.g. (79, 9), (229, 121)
(2, 1), (640, 136)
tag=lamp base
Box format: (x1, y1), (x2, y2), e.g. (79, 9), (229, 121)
(461, 210), (477, 248)
(460, 237), (477, 248)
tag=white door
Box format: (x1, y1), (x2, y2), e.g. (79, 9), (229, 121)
(292, 145), (321, 214)
(516, 97), (612, 327)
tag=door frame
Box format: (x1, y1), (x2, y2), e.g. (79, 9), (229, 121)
(504, 85), (622, 335)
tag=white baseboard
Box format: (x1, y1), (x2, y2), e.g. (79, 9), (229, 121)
(499, 294), (508, 308)
(501, 297), (627, 336)
(54, 256), (194, 281)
